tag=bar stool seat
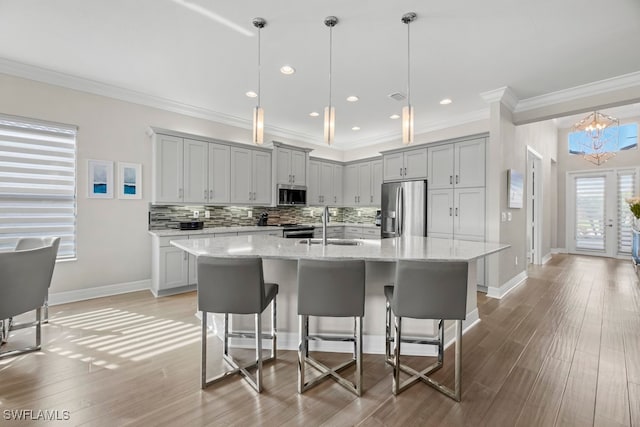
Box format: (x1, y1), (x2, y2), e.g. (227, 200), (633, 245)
(197, 256), (278, 393)
(297, 259), (366, 396)
(385, 260), (468, 401)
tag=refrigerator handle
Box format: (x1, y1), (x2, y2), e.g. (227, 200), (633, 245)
(395, 187), (401, 235)
(398, 186), (404, 236)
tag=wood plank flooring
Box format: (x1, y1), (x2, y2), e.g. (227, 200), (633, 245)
(1, 254), (639, 426)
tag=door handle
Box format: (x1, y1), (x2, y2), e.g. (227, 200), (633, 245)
(456, 175), (459, 184)
(404, 167), (407, 176)
(455, 207), (458, 216)
(400, 167), (403, 177)
(450, 176), (453, 185)
(292, 174), (295, 183)
(449, 207), (452, 216)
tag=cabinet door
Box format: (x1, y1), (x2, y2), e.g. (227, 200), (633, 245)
(332, 164), (343, 205)
(320, 162), (334, 205)
(370, 160), (383, 206)
(230, 147), (252, 203)
(455, 138), (485, 188)
(454, 187), (485, 239)
(403, 148), (428, 179)
(383, 152), (404, 182)
(428, 144), (454, 190)
(183, 139), (208, 203)
(427, 189), (454, 238)
(343, 164), (359, 206)
(208, 143), (230, 203)
(358, 162), (372, 205)
(276, 148), (292, 184)
(291, 150), (306, 185)
(307, 161), (322, 205)
(252, 150), (272, 205)
(159, 247), (188, 289)
(153, 134), (183, 203)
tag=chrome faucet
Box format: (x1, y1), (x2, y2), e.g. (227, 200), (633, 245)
(322, 206), (329, 246)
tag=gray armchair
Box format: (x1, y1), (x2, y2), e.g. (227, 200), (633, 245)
(0, 242), (58, 359)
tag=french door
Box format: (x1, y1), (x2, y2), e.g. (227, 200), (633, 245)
(567, 168), (637, 257)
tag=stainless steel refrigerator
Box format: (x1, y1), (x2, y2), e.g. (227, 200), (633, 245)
(381, 180), (427, 238)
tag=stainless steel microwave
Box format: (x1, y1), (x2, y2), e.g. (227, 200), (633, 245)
(277, 184), (307, 206)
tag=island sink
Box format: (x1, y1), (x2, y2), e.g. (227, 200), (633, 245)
(298, 238), (362, 246)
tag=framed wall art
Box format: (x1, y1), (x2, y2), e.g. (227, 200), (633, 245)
(508, 169), (523, 209)
(118, 162), (142, 199)
(87, 160), (114, 199)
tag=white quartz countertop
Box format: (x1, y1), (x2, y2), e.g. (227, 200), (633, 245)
(148, 223), (378, 237)
(171, 235), (509, 262)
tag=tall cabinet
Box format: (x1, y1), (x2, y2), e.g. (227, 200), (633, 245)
(427, 137), (486, 241)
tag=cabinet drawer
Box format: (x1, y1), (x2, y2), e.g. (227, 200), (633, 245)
(361, 228), (380, 238)
(344, 226), (362, 235)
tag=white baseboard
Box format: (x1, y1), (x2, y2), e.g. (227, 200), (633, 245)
(210, 308), (480, 357)
(542, 253), (553, 264)
(48, 279), (151, 306)
(486, 271), (527, 299)
(551, 248), (567, 254)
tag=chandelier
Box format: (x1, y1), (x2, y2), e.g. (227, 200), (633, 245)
(571, 111), (619, 166)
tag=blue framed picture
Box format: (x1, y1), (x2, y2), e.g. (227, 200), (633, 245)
(87, 160), (113, 199)
(118, 162), (142, 199)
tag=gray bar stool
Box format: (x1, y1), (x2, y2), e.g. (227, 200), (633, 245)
(197, 256), (278, 392)
(385, 260), (468, 400)
(297, 259), (366, 396)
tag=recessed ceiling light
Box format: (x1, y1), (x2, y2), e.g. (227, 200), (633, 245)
(440, 98), (453, 105)
(352, 126), (361, 131)
(309, 112), (320, 117)
(246, 91), (257, 98)
(389, 114), (400, 120)
(280, 65), (296, 75)
(346, 95), (359, 102)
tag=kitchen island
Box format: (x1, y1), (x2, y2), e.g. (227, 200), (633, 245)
(172, 235), (509, 355)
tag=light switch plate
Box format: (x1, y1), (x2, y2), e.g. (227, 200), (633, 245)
(507, 212), (512, 221)
(501, 212), (507, 222)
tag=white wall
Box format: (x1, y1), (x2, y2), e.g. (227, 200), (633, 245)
(0, 73), (346, 294)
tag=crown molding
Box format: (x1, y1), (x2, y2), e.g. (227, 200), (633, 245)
(515, 71), (640, 112)
(479, 86), (519, 111)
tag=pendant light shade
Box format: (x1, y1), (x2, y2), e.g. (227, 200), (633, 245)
(252, 17), (266, 145)
(324, 16), (338, 145)
(401, 12), (416, 145)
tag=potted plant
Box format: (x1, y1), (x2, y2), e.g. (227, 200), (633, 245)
(628, 197), (640, 231)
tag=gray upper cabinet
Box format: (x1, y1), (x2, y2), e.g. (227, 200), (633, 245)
(207, 143), (230, 203)
(230, 147), (272, 205)
(274, 144), (308, 186)
(152, 134), (184, 203)
(382, 147), (427, 182)
(183, 139), (208, 204)
(343, 159), (381, 207)
(308, 159), (343, 206)
(428, 138), (485, 189)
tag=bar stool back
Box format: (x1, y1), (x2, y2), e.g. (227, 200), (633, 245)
(297, 259), (366, 396)
(385, 259), (468, 400)
(197, 256), (278, 392)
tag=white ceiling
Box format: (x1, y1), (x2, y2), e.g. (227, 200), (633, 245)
(1, 0), (639, 148)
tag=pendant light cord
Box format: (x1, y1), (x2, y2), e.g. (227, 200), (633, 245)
(328, 24), (333, 110)
(407, 19), (411, 107)
(257, 25), (261, 108)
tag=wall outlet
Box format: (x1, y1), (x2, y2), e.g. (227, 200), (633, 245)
(310, 210), (314, 218)
(247, 210), (252, 218)
(193, 210), (199, 219)
(204, 210), (210, 219)
(357, 210), (362, 217)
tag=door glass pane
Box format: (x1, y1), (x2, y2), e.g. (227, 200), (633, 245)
(575, 176), (605, 251)
(617, 171), (635, 254)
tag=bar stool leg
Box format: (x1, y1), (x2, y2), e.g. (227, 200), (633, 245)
(223, 313), (229, 357)
(385, 300), (392, 364)
(392, 315), (402, 396)
(255, 313), (263, 392)
(297, 314), (307, 394)
(355, 316), (363, 396)
(271, 297), (277, 359)
(454, 319), (462, 401)
(201, 310), (208, 389)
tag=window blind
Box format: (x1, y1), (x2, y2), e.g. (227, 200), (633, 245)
(575, 176), (605, 251)
(617, 170), (635, 254)
(0, 113), (77, 258)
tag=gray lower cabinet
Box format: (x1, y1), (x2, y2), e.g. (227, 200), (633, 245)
(152, 229), (280, 296)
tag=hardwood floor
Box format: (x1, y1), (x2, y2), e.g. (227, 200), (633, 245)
(1, 254), (639, 426)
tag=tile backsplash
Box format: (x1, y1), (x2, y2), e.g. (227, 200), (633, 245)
(149, 205), (379, 230)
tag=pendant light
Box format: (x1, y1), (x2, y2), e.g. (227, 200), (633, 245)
(401, 12), (416, 145)
(324, 16), (338, 145)
(252, 17), (266, 145)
